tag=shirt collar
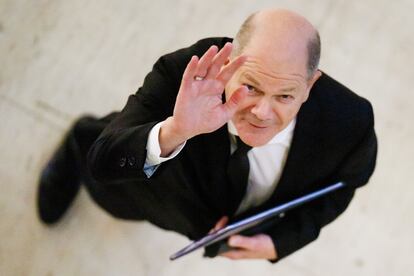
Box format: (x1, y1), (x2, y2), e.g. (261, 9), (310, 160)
(227, 118), (296, 147)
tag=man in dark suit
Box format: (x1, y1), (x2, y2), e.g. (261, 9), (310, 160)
(37, 9), (377, 262)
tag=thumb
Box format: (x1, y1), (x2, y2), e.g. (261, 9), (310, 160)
(222, 86), (248, 119)
(228, 235), (256, 250)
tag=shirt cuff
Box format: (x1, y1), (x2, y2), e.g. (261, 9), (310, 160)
(145, 121), (187, 167)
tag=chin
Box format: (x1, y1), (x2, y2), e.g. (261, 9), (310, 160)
(235, 120), (280, 147)
(239, 132), (273, 147)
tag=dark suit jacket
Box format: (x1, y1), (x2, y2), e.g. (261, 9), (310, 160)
(86, 37), (377, 261)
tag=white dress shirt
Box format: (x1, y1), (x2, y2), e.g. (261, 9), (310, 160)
(227, 119), (295, 214)
(144, 119), (296, 214)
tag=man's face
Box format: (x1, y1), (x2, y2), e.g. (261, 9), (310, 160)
(225, 46), (319, 147)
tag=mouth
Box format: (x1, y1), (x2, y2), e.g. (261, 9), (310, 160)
(248, 122), (268, 129)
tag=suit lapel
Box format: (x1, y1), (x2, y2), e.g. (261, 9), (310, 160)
(267, 94), (322, 205)
(191, 124), (232, 216)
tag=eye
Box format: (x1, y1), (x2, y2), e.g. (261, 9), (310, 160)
(244, 84), (258, 94)
(278, 95), (294, 103)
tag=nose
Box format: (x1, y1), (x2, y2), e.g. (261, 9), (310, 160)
(250, 98), (273, 121)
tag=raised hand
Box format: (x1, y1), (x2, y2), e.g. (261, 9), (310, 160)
(159, 42), (248, 156)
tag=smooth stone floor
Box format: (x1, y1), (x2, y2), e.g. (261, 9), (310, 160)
(1, 0), (413, 275)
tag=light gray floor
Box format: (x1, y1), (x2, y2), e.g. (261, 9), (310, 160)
(1, 0), (413, 275)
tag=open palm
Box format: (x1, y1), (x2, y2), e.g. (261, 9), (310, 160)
(172, 43), (248, 139)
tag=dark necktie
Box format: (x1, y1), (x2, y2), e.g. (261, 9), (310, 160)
(227, 136), (252, 215)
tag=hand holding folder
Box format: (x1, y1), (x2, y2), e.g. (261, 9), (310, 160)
(170, 181), (345, 260)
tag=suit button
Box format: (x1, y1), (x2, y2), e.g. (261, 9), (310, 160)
(119, 157), (127, 167)
(279, 212), (285, 218)
(128, 156), (136, 167)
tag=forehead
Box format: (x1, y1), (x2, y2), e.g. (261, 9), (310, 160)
(248, 43), (306, 67)
(237, 57), (308, 90)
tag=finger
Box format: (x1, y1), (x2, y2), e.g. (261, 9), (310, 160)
(216, 55), (247, 85)
(205, 42), (233, 79)
(196, 45), (218, 78)
(221, 85), (248, 119)
(181, 55), (199, 90)
(208, 216), (228, 234)
(214, 216), (229, 231)
(228, 235), (257, 251)
(220, 249), (251, 260)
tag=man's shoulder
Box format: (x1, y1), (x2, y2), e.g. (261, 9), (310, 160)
(310, 72), (374, 126)
(151, 37), (233, 84)
(170, 37), (233, 57)
(162, 37), (232, 61)
(304, 72), (375, 148)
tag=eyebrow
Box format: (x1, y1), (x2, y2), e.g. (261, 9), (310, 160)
(243, 73), (298, 94)
(280, 87), (297, 92)
(243, 73), (261, 87)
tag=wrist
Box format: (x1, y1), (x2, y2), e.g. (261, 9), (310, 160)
(163, 116), (192, 140)
(159, 117), (190, 157)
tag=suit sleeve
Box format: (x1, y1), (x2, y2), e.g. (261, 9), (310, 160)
(267, 102), (378, 261)
(86, 44), (187, 185)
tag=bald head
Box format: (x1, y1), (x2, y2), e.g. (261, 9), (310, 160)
(232, 9), (321, 78)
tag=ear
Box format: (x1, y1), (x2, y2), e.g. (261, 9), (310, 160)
(308, 70), (322, 87)
(303, 70), (322, 102)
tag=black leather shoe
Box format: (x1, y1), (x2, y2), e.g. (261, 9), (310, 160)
(37, 139), (81, 225)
